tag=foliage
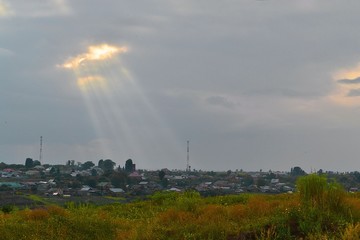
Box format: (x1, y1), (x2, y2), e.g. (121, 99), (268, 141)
(125, 159), (134, 172)
(158, 170), (165, 181)
(25, 158), (33, 169)
(101, 159), (116, 174)
(1, 189), (360, 239)
(291, 166), (306, 176)
(297, 174), (346, 212)
(297, 174), (327, 208)
(33, 160), (41, 167)
(110, 171), (127, 188)
(82, 161), (95, 170)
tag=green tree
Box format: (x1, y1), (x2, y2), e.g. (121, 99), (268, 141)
(242, 174), (254, 186)
(161, 178), (169, 188)
(82, 161), (95, 170)
(159, 170), (166, 181)
(110, 172), (127, 188)
(291, 166), (306, 176)
(25, 158), (33, 168)
(85, 177), (98, 188)
(125, 159), (133, 172)
(91, 168), (98, 176)
(257, 177), (266, 187)
(98, 159), (104, 168)
(33, 160), (41, 166)
(50, 167), (56, 175)
(102, 159), (116, 173)
(66, 160), (75, 166)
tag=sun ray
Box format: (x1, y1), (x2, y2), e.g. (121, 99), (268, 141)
(60, 43), (184, 169)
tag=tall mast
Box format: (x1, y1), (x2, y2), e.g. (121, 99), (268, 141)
(186, 140), (190, 172)
(39, 136), (43, 164)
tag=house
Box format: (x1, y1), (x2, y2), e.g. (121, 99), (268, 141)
(25, 170), (40, 177)
(33, 165), (45, 171)
(97, 182), (113, 191)
(109, 188), (125, 196)
(270, 179), (280, 184)
(168, 187), (181, 192)
(0, 182), (24, 190)
(213, 180), (229, 188)
(78, 186), (92, 196)
(129, 171), (142, 179)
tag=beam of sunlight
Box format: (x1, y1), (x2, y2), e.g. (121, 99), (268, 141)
(59, 43), (184, 169)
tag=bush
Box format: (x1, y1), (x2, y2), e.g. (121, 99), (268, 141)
(296, 174), (346, 212)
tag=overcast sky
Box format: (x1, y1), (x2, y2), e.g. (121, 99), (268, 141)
(2, 0), (360, 172)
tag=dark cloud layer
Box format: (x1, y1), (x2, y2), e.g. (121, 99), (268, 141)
(2, 1), (360, 171)
(338, 77), (360, 84)
(347, 89), (360, 97)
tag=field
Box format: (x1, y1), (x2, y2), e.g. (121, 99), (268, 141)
(1, 175), (360, 239)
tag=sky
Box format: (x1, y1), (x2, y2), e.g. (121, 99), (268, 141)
(2, 0), (360, 172)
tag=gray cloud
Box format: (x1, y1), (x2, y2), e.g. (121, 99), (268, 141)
(0, 48), (13, 56)
(338, 77), (360, 84)
(206, 96), (237, 109)
(3, 1), (360, 171)
(347, 89), (360, 97)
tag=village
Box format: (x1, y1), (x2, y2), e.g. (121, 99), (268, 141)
(0, 158), (360, 206)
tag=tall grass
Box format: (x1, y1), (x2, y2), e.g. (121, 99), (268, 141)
(1, 188), (360, 239)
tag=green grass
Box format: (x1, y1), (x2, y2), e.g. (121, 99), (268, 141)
(0, 185), (359, 239)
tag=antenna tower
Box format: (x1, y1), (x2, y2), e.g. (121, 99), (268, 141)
(39, 136), (43, 164)
(186, 140), (190, 172)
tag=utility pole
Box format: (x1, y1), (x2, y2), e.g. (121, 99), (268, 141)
(39, 136), (43, 164)
(186, 140), (190, 172)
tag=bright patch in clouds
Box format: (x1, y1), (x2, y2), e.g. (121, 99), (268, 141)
(330, 63), (360, 106)
(61, 44), (128, 70)
(0, 1), (12, 17)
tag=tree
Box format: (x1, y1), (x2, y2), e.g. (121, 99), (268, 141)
(85, 177), (98, 188)
(33, 160), (41, 166)
(159, 170), (166, 181)
(25, 158), (33, 169)
(125, 159), (134, 172)
(0, 162), (7, 170)
(91, 168), (98, 176)
(50, 167), (56, 175)
(161, 178), (168, 188)
(291, 166), (306, 176)
(110, 172), (127, 188)
(98, 159), (104, 168)
(82, 161), (95, 170)
(257, 177), (266, 187)
(242, 174), (254, 186)
(66, 160), (75, 166)
(102, 159), (116, 173)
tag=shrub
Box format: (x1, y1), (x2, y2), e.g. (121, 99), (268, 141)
(297, 174), (327, 209)
(296, 174), (346, 212)
(1, 205), (15, 214)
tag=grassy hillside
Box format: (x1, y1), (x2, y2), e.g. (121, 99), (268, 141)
(1, 175), (360, 239)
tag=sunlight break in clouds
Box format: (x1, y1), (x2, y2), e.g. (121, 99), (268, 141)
(61, 44), (128, 70)
(0, 1), (12, 17)
(330, 63), (360, 106)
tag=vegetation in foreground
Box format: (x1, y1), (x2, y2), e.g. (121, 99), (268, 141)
(1, 175), (360, 239)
